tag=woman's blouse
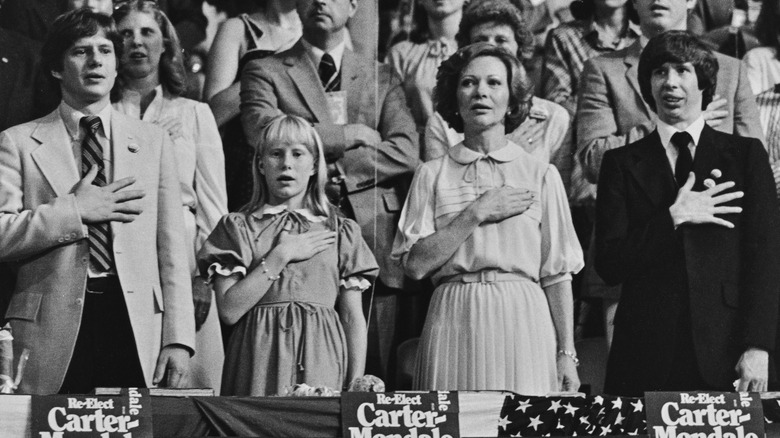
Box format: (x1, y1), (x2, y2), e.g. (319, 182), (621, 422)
(393, 141), (584, 287)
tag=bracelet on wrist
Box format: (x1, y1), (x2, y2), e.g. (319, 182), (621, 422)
(557, 349), (580, 367)
(259, 258), (280, 282)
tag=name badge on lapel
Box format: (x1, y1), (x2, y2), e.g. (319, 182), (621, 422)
(325, 91), (348, 125)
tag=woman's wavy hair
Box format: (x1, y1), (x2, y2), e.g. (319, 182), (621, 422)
(435, 42), (532, 134)
(241, 115), (331, 218)
(455, 0), (535, 64)
(113, 0), (187, 97)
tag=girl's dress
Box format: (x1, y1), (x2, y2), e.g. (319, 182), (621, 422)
(198, 206), (379, 396)
(393, 141), (584, 395)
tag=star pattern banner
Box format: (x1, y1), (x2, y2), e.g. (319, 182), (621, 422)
(496, 394), (647, 437)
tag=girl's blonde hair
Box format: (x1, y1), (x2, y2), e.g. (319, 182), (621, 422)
(240, 115), (331, 217)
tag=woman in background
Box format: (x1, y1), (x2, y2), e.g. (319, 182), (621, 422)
(386, 0), (465, 145)
(394, 44), (583, 394)
(113, 0), (228, 393)
(203, 0), (301, 211)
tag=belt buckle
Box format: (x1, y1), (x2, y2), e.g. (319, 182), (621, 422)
(479, 271), (496, 284)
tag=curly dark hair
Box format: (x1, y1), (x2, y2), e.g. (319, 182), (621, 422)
(455, 0), (534, 62)
(113, 0), (188, 97)
(638, 31), (718, 112)
(41, 9), (123, 88)
(435, 43), (532, 133)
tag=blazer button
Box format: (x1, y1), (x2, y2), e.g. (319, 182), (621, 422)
(75, 298), (84, 306)
(58, 237), (64, 243)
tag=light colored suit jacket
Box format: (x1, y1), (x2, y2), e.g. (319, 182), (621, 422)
(240, 39), (419, 288)
(0, 108), (195, 394)
(577, 41), (764, 184)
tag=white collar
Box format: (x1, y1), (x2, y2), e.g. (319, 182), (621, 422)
(113, 84), (164, 121)
(657, 116), (705, 149)
(59, 100), (112, 141)
(253, 204), (326, 223)
(303, 38), (346, 74)
(448, 140), (526, 165)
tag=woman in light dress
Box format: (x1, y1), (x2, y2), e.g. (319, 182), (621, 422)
(393, 43), (583, 394)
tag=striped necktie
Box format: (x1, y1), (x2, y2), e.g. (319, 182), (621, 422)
(80, 116), (113, 272)
(319, 53), (340, 92)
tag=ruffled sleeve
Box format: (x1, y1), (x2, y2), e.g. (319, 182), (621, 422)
(539, 164), (584, 288)
(391, 161), (439, 268)
(196, 213), (254, 282)
(337, 217), (379, 293)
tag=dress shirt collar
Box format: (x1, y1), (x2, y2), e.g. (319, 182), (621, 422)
(657, 116), (705, 150)
(59, 100), (112, 141)
(303, 38), (346, 74)
(252, 204), (326, 223)
(448, 140), (525, 165)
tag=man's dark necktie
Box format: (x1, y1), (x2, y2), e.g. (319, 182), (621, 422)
(80, 116), (113, 272)
(671, 131), (694, 187)
(318, 53), (340, 92)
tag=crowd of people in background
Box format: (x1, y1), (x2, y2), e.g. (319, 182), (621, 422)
(0, 0), (779, 399)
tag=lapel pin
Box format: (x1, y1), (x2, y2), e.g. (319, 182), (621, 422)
(710, 168), (722, 179)
(1, 57), (7, 64)
(128, 143), (140, 153)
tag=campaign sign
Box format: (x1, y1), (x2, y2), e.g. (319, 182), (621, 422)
(31, 388), (152, 438)
(342, 391), (460, 438)
(645, 392), (764, 438)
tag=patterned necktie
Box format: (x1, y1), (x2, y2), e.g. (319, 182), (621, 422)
(319, 53), (340, 92)
(80, 116), (113, 272)
(671, 131), (694, 187)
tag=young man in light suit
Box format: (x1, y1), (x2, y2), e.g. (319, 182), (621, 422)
(595, 31), (780, 396)
(0, 9), (195, 394)
(240, 0), (419, 385)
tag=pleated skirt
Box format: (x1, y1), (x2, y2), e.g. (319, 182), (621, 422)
(413, 279), (557, 395)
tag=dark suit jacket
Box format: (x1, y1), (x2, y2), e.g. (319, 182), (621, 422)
(577, 41), (764, 184)
(595, 125), (780, 396)
(240, 39), (419, 288)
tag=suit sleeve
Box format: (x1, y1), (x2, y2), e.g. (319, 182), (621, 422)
(239, 59), (286, 150)
(339, 67), (420, 193)
(733, 60), (766, 143)
(0, 130), (86, 262)
(576, 59), (655, 184)
(594, 149), (679, 285)
(156, 131), (196, 352)
(738, 139), (780, 351)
